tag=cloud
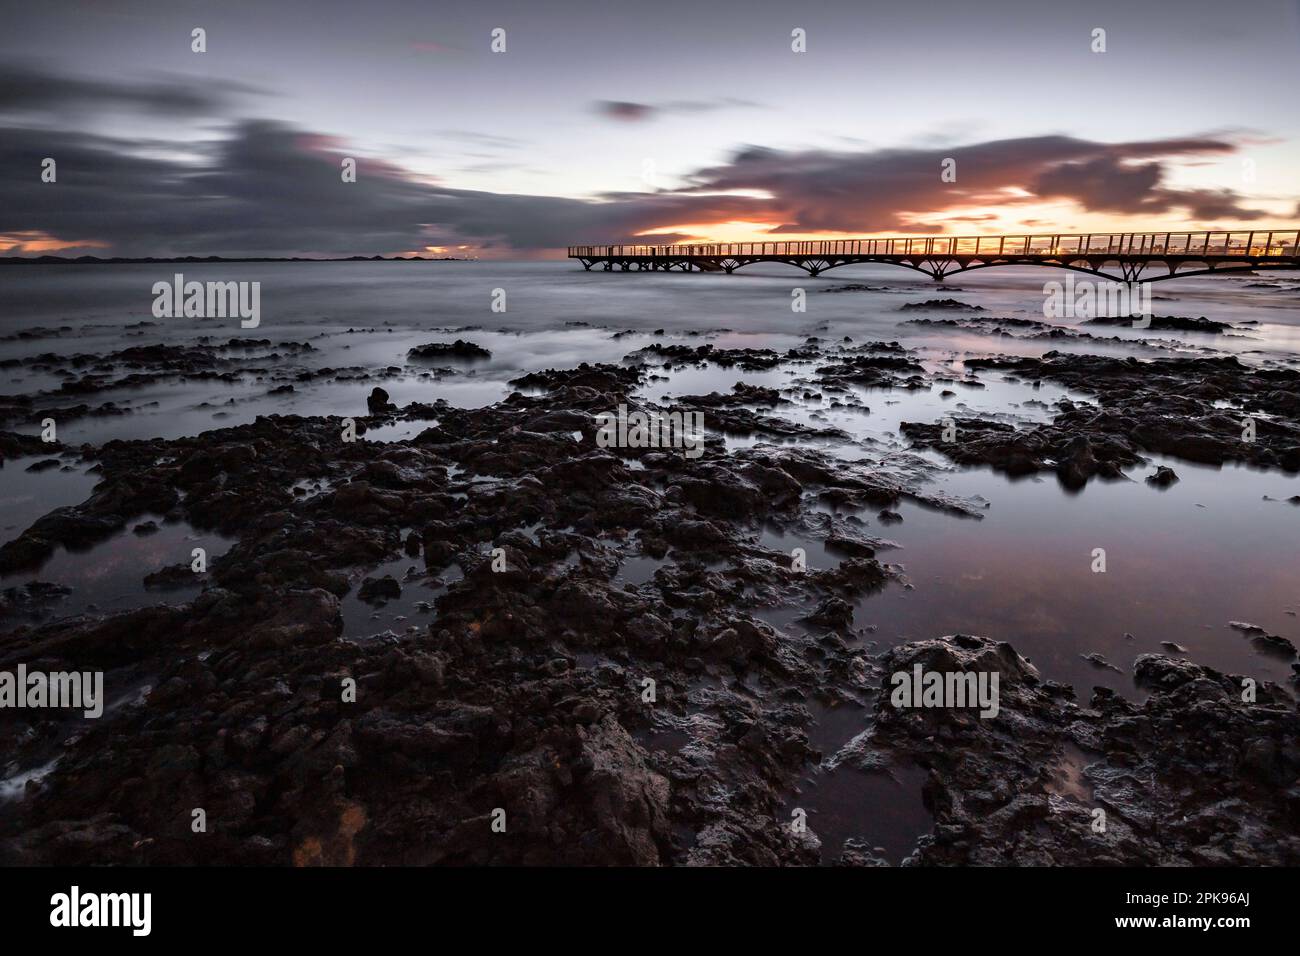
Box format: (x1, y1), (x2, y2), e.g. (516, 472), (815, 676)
(596, 101), (656, 122)
(594, 98), (763, 122)
(0, 63), (264, 119)
(680, 134), (1262, 232)
(0, 64), (1279, 259)
(1034, 155), (1265, 220)
(0, 119), (762, 256)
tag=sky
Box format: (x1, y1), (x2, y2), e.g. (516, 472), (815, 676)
(2, 0), (1298, 258)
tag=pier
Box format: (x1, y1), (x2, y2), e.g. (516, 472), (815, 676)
(569, 229), (1300, 282)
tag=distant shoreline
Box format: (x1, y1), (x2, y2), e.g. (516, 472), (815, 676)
(0, 255), (475, 265)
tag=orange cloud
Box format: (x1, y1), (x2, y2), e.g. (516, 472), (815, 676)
(0, 231), (110, 253)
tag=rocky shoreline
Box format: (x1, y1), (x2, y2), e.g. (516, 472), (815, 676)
(1, 333), (1297, 865)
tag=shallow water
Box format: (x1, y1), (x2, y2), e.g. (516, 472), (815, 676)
(761, 454), (1300, 696)
(338, 548), (462, 640)
(0, 455), (99, 548)
(1, 514), (234, 620)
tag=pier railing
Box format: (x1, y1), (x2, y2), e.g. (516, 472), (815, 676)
(569, 229), (1300, 260)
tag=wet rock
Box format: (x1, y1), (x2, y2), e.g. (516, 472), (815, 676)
(1080, 652), (1123, 674)
(508, 362), (640, 394)
(408, 340), (491, 361)
(801, 596), (854, 629)
(961, 353), (1300, 475)
(241, 587), (343, 649)
(851, 637), (1300, 865)
(899, 299), (984, 312)
(358, 575), (402, 603)
(143, 564), (198, 590)
(824, 530), (877, 559)
(816, 352), (927, 390)
(0, 430), (57, 461)
(627, 343), (782, 371)
(837, 838), (891, 866)
(905, 316), (1094, 342)
(676, 385), (840, 440)
(367, 387), (396, 414)
(1084, 314), (1235, 333)
(1145, 465), (1179, 487)
(0, 581), (71, 619)
(1250, 633), (1297, 659)
(902, 418), (1137, 489)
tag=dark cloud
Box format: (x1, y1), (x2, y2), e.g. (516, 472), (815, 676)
(594, 98), (763, 122)
(0, 119), (763, 256)
(1034, 156), (1165, 212)
(595, 101), (656, 122)
(1165, 189), (1268, 221)
(682, 135), (1259, 233)
(1034, 155), (1265, 220)
(0, 63), (264, 119)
